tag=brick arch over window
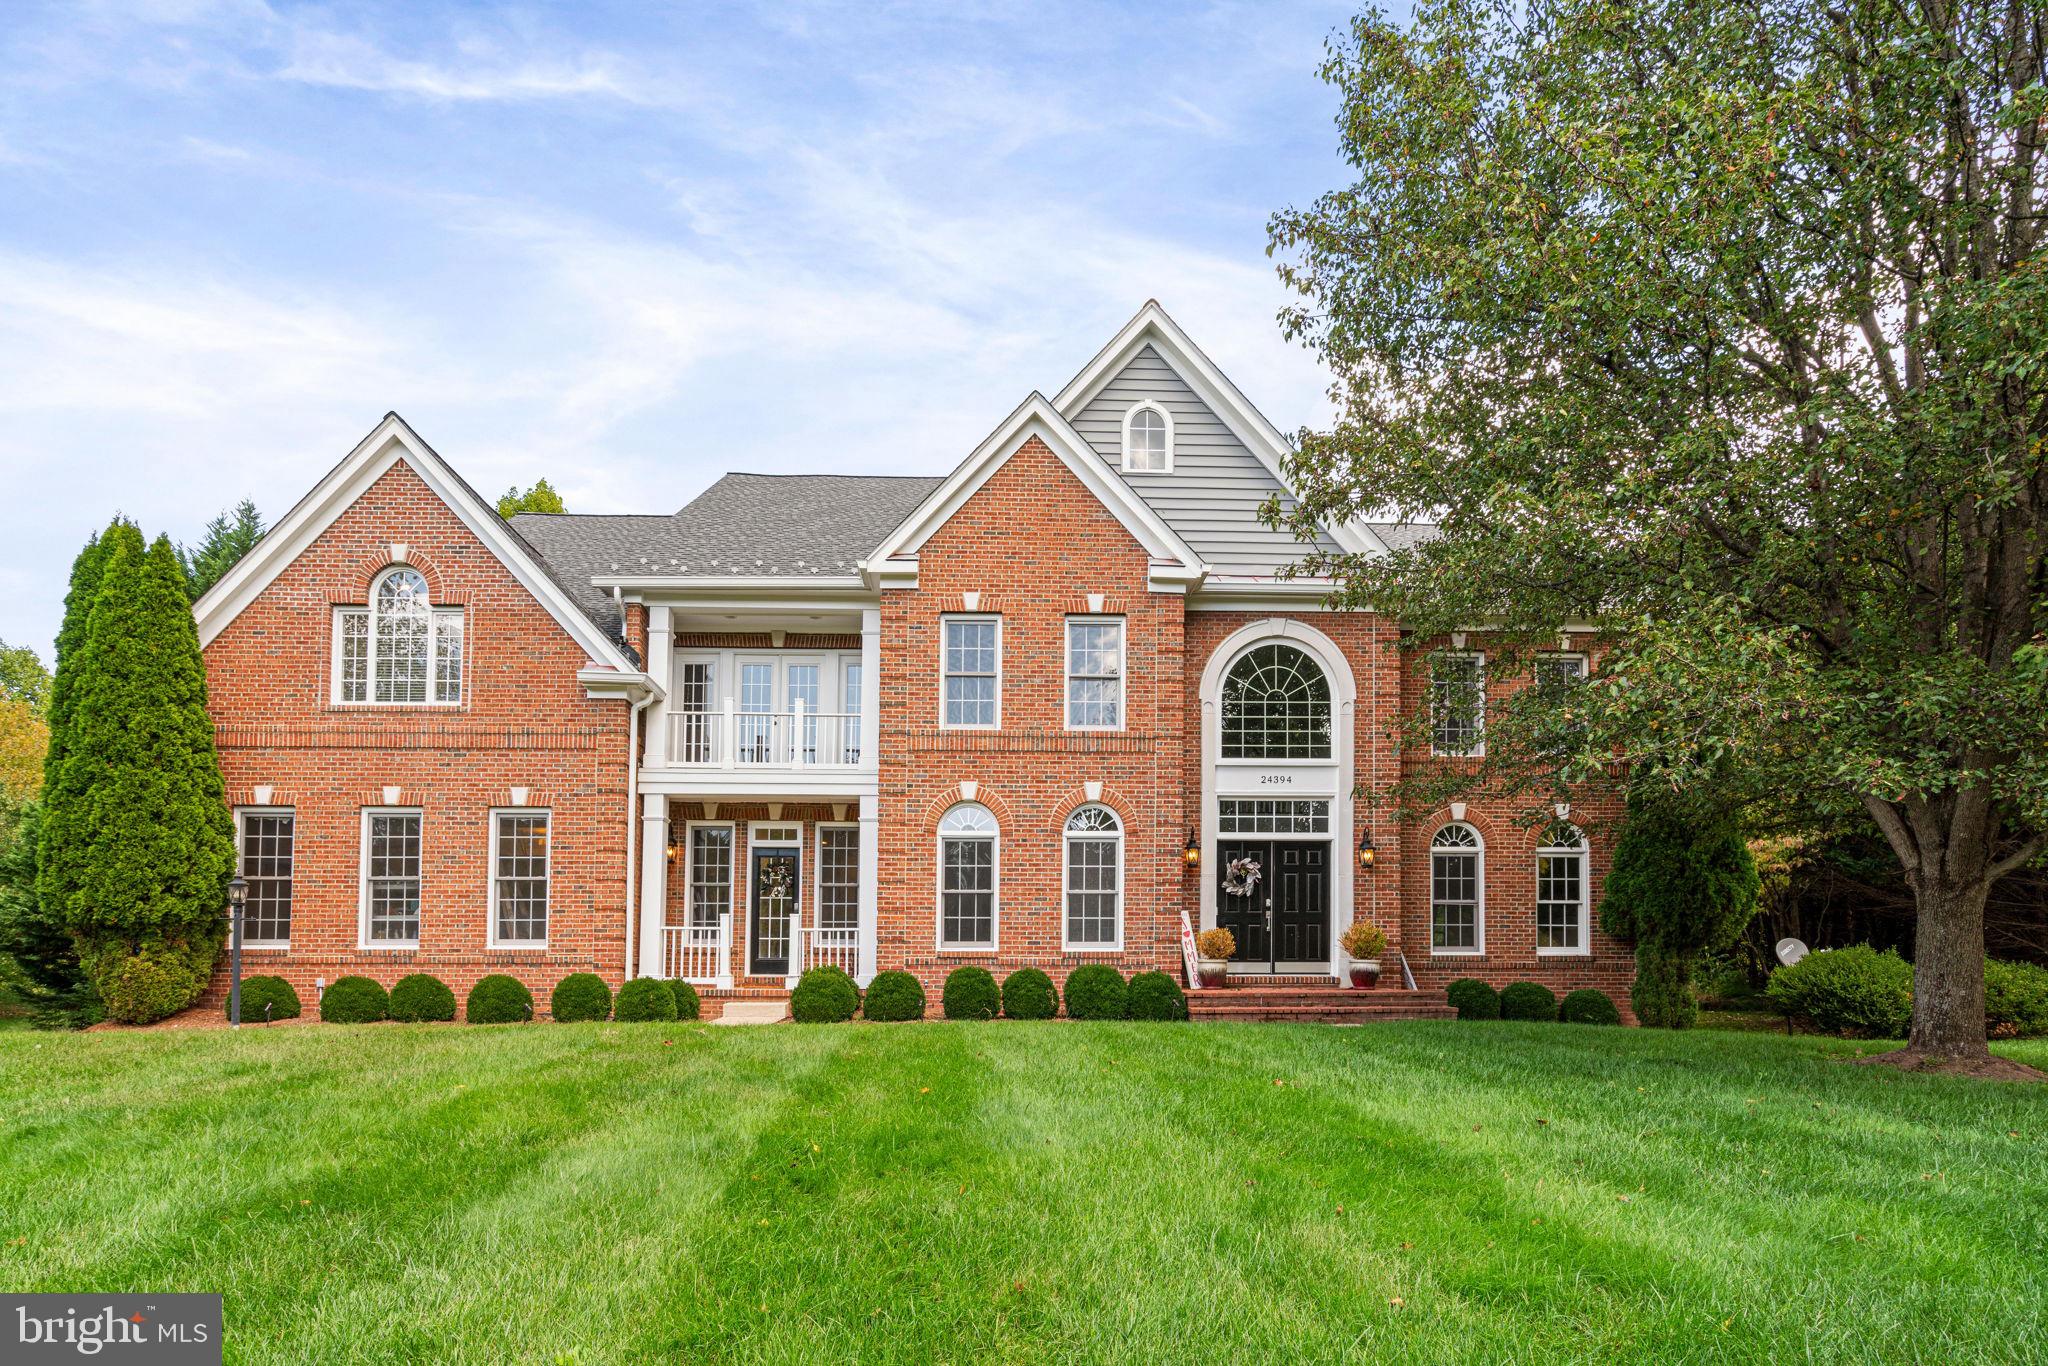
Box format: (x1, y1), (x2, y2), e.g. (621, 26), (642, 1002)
(345, 547), (462, 604)
(1045, 784), (1139, 832)
(914, 781), (1017, 830)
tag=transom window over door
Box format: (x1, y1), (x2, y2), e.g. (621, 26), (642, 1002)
(937, 803), (997, 949)
(942, 617), (1000, 728)
(1220, 643), (1332, 759)
(1536, 822), (1588, 953)
(1066, 618), (1124, 729)
(1430, 823), (1483, 953)
(1064, 806), (1121, 948)
(337, 567), (464, 704)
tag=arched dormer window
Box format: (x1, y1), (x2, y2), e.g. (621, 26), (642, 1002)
(1122, 402), (1173, 473)
(1220, 643), (1331, 759)
(336, 566), (464, 704)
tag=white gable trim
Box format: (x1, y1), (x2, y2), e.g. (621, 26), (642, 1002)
(862, 392), (1204, 592)
(192, 413), (638, 674)
(1053, 301), (1388, 558)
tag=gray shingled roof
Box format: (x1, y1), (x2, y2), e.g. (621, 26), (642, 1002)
(1364, 520), (1440, 553)
(511, 473), (943, 626)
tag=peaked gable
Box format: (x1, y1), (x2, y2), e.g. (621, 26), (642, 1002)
(193, 413), (639, 674)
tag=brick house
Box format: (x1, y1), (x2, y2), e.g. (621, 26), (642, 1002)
(193, 302), (1631, 1019)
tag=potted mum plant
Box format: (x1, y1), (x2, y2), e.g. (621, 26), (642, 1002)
(1193, 928), (1235, 988)
(1340, 920), (1388, 989)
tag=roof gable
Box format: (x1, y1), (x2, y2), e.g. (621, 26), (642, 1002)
(192, 413), (639, 673)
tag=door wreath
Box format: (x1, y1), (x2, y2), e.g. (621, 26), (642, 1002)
(1222, 856), (1262, 898)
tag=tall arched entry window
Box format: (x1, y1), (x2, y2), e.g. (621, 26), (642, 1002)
(1220, 643), (1331, 759)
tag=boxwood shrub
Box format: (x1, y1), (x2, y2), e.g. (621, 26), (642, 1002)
(1500, 981), (1558, 1022)
(1985, 959), (2048, 1039)
(1125, 970), (1187, 1021)
(320, 975), (389, 1024)
(550, 972), (613, 1023)
(1766, 945), (1912, 1038)
(1445, 978), (1501, 1020)
(615, 978), (677, 1022)
(942, 966), (999, 1020)
(665, 980), (703, 1022)
(389, 973), (456, 1023)
(791, 965), (859, 1023)
(1559, 987), (1621, 1025)
(466, 973), (534, 1024)
(1001, 967), (1058, 1020)
(228, 974), (301, 1022)
(863, 970), (926, 1021)
(1064, 965), (1127, 1020)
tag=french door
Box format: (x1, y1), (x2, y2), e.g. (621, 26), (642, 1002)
(749, 846), (800, 977)
(1215, 840), (1330, 971)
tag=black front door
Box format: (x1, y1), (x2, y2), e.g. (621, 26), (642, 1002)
(750, 847), (799, 977)
(1216, 840), (1329, 970)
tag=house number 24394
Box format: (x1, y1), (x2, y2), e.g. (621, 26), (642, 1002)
(1259, 774), (1294, 786)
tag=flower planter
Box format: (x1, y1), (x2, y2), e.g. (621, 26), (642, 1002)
(1348, 959), (1382, 990)
(1197, 958), (1229, 989)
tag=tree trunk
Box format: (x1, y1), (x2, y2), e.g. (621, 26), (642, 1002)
(1906, 877), (1990, 1061)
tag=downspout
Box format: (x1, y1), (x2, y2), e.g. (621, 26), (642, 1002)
(618, 585), (656, 983)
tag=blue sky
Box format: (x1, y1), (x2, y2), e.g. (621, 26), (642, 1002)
(0, 0), (1376, 660)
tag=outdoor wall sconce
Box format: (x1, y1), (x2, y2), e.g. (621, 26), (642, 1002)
(1357, 829), (1377, 869)
(1183, 831), (1201, 869)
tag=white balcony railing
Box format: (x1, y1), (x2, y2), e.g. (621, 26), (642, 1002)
(667, 702), (862, 768)
(661, 914), (732, 985)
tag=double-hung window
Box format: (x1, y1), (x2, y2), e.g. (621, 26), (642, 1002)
(236, 809), (295, 946)
(1430, 823), (1483, 953)
(361, 809), (423, 946)
(491, 810), (550, 947)
(1429, 652), (1486, 755)
(942, 617), (999, 728)
(1066, 617), (1124, 730)
(337, 567), (464, 704)
(1063, 806), (1121, 948)
(938, 803), (997, 949)
(1536, 823), (1588, 953)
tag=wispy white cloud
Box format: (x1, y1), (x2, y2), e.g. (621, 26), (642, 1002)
(274, 30), (655, 105)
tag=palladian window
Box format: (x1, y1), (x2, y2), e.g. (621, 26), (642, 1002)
(337, 567), (464, 704)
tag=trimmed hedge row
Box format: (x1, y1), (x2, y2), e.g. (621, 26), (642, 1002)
(391, 973), (456, 1023)
(225, 975), (301, 1022)
(1447, 978), (1620, 1026)
(550, 972), (613, 1023)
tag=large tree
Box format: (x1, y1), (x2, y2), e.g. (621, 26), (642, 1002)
(180, 499), (265, 600)
(0, 638), (49, 713)
(1270, 0), (2048, 1076)
(497, 479), (566, 518)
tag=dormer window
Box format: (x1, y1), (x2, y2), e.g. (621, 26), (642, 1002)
(1122, 402), (1173, 473)
(335, 566), (464, 705)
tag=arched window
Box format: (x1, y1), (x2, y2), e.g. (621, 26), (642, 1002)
(1063, 806), (1122, 949)
(1220, 643), (1331, 759)
(1430, 823), (1483, 953)
(1123, 402), (1172, 472)
(1535, 822), (1588, 954)
(938, 803), (997, 950)
(336, 567), (464, 704)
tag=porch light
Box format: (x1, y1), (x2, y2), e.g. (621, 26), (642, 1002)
(1357, 830), (1376, 869)
(1183, 831), (1200, 868)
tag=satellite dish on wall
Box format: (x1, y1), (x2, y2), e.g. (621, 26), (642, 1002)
(1775, 938), (1809, 967)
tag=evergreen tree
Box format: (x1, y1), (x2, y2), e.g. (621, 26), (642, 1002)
(0, 804), (79, 995)
(496, 479), (566, 518)
(42, 530), (232, 1022)
(1599, 793), (1761, 1029)
(180, 499), (264, 599)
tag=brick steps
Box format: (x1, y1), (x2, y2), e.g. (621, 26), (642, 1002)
(1187, 985), (1455, 1024)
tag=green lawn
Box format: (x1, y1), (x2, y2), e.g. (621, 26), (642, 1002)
(3, 1021), (2044, 1365)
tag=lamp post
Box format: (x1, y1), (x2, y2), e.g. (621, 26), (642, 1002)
(226, 875), (248, 1028)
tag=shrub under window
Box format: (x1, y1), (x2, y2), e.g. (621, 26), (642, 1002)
(615, 978), (678, 1022)
(664, 979), (702, 1022)
(1500, 981), (1558, 1021)
(389, 973), (456, 1023)
(792, 965), (859, 1023)
(1064, 964), (1127, 1020)
(228, 974), (301, 1022)
(320, 975), (389, 1024)
(1445, 978), (1500, 1020)
(863, 970), (926, 1022)
(1125, 970), (1187, 1021)
(1559, 988), (1620, 1025)
(1001, 968), (1058, 1020)
(550, 972), (613, 1023)
(466, 973), (534, 1024)
(942, 966), (999, 1020)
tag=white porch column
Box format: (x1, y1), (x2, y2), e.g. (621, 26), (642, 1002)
(643, 605), (673, 767)
(638, 792), (669, 979)
(859, 607), (880, 771)
(856, 795), (880, 986)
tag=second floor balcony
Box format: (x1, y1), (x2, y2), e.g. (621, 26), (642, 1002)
(666, 703), (863, 768)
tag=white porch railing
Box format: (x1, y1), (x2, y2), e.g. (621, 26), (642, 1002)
(667, 702), (862, 768)
(799, 924), (861, 979)
(661, 913), (732, 984)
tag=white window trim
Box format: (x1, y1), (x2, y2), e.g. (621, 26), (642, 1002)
(1536, 650), (1589, 684)
(1535, 826), (1591, 957)
(683, 820), (737, 927)
(357, 806), (423, 950)
(487, 807), (550, 950)
(1121, 400), (1175, 473)
(1063, 615), (1126, 733)
(233, 805), (294, 949)
(1429, 650), (1488, 758)
(813, 822), (861, 932)
(935, 805), (999, 953)
(1061, 807), (1124, 952)
(330, 569), (465, 707)
(1429, 823), (1486, 957)
(745, 821), (803, 977)
(939, 615), (1002, 730)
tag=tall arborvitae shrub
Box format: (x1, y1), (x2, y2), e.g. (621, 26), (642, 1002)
(41, 530), (233, 1021)
(1598, 792), (1759, 1029)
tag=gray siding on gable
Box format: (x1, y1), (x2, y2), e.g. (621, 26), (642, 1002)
(1069, 345), (1336, 576)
